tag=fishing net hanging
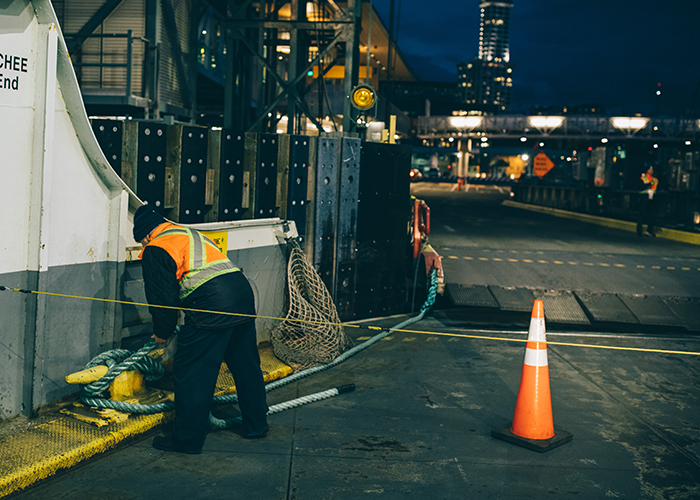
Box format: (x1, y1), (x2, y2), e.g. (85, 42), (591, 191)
(271, 240), (353, 370)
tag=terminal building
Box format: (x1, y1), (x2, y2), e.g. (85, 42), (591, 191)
(48, 0), (417, 136)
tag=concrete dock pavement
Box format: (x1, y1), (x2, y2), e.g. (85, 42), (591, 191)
(5, 311), (700, 499)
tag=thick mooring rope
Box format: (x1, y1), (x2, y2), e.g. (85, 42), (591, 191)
(78, 269), (439, 427)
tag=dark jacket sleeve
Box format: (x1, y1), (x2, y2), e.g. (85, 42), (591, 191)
(141, 245), (180, 339)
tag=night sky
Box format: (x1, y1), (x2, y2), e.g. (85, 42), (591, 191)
(371, 0), (700, 117)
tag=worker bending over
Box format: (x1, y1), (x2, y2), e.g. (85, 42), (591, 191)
(133, 204), (268, 454)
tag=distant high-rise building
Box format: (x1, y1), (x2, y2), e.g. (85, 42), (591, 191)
(458, 1), (514, 113)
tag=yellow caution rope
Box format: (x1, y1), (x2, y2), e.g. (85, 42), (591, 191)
(1, 285), (699, 357)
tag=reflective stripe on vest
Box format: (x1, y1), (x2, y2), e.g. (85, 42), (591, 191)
(152, 226), (239, 300)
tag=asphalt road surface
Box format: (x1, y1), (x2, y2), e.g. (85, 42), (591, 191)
(411, 182), (700, 298)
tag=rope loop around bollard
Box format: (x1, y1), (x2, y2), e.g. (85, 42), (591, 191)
(81, 341), (164, 398)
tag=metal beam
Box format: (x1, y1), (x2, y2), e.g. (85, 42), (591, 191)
(302, 53), (342, 96)
(228, 0), (256, 19)
(287, 0), (304, 134)
(224, 0), (251, 129)
(342, 0), (361, 133)
(66, 0), (125, 53)
(144, 0), (158, 117)
(233, 20), (352, 29)
(223, 0), (361, 132)
(161, 0), (192, 110)
(236, 28), (342, 132)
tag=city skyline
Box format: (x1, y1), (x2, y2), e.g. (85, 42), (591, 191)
(372, 0), (700, 117)
(459, 0), (514, 112)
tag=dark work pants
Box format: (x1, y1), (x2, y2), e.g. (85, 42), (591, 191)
(172, 320), (268, 453)
(637, 195), (656, 235)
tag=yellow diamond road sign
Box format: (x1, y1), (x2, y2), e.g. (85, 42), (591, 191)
(533, 152), (555, 178)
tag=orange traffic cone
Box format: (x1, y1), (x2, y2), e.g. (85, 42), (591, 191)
(492, 299), (572, 452)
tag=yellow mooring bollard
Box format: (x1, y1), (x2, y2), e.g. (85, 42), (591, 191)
(64, 365), (145, 401)
(64, 365), (109, 384)
(109, 370), (145, 401)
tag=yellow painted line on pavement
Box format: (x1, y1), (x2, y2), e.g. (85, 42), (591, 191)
(448, 253), (696, 273)
(503, 200), (700, 245)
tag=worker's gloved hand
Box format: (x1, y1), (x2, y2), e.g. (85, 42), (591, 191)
(159, 334), (178, 372)
(151, 334), (168, 345)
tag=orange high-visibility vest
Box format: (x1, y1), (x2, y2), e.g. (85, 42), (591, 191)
(140, 222), (239, 300)
(641, 173), (658, 192)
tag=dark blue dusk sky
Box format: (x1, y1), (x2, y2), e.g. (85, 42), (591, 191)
(372, 0), (700, 117)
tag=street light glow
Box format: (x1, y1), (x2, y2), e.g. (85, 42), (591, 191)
(449, 116), (483, 129)
(611, 117), (649, 131)
(529, 116), (564, 129)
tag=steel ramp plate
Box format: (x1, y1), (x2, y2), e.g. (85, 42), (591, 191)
(618, 295), (682, 327)
(575, 292), (639, 324)
(662, 297), (700, 331)
(488, 286), (537, 312)
(531, 290), (590, 325)
(446, 284), (500, 308)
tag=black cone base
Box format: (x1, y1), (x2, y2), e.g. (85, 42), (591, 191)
(492, 423), (573, 452)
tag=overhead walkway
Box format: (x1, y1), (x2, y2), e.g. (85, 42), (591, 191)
(417, 114), (700, 142)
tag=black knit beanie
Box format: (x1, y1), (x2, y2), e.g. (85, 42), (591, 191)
(132, 204), (166, 242)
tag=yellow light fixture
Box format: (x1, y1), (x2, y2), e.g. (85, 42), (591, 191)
(350, 84), (376, 110)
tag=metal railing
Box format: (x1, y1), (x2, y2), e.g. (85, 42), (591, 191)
(64, 31), (155, 101)
(511, 184), (700, 231)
